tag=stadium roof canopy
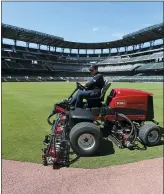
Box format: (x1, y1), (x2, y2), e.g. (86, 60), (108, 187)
(2, 23), (164, 49)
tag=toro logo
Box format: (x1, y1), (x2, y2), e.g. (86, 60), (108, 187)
(115, 101), (126, 107)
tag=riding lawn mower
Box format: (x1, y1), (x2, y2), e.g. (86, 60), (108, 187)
(42, 81), (162, 169)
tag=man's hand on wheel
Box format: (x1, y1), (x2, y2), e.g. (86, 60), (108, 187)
(77, 82), (86, 90)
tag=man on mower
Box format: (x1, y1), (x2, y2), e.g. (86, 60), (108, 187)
(70, 65), (105, 108)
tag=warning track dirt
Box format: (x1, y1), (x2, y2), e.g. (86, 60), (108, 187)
(2, 157), (163, 194)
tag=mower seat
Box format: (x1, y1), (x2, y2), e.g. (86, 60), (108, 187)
(86, 81), (111, 108)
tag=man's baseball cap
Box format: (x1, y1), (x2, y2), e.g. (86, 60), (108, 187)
(89, 65), (98, 71)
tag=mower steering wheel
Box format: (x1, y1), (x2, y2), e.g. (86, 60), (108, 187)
(76, 82), (86, 90)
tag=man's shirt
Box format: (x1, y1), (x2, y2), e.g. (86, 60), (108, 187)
(85, 72), (105, 92)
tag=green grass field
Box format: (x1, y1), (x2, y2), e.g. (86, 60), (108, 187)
(2, 82), (163, 168)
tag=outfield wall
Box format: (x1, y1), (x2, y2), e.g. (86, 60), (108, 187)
(1, 79), (163, 83)
(1, 75), (163, 83)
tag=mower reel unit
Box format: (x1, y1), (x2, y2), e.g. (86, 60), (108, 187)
(42, 82), (161, 169)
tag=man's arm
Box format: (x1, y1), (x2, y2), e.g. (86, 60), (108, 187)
(85, 79), (95, 88)
(85, 74), (101, 88)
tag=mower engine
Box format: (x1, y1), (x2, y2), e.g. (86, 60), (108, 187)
(108, 113), (138, 149)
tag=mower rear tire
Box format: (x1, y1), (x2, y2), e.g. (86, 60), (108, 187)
(69, 122), (102, 156)
(138, 123), (161, 146)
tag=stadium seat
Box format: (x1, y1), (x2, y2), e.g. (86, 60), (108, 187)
(2, 51), (11, 58)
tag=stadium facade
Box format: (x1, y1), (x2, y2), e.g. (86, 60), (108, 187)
(1, 23), (164, 82)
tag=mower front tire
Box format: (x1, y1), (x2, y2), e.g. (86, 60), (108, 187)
(69, 122), (102, 156)
(138, 123), (161, 146)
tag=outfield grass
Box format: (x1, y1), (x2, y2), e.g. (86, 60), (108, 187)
(2, 82), (163, 168)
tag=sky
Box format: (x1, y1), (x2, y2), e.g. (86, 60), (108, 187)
(2, 1), (163, 43)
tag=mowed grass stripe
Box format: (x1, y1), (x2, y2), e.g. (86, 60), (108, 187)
(2, 82), (163, 168)
(2, 82), (75, 163)
(2, 86), (47, 162)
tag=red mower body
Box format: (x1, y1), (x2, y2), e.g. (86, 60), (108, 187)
(107, 88), (154, 121)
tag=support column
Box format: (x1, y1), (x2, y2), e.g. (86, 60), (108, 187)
(125, 46), (128, 52)
(109, 48), (111, 55)
(132, 45), (136, 51)
(26, 42), (29, 48)
(14, 40), (17, 46)
(93, 49), (95, 54)
(55, 47), (56, 52)
(48, 46), (50, 52)
(70, 49), (72, 54)
(139, 44), (141, 50)
(101, 49), (103, 55)
(62, 48), (64, 53)
(37, 44), (41, 50)
(150, 40), (155, 47)
(117, 47), (120, 53)
(77, 49), (79, 58)
(139, 43), (144, 50)
(86, 49), (87, 55)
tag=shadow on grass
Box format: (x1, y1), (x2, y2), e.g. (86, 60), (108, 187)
(147, 139), (164, 148)
(158, 139), (164, 145)
(127, 125), (164, 151)
(68, 132), (163, 166)
(69, 155), (81, 166)
(69, 139), (115, 165)
(128, 139), (147, 151)
(159, 126), (164, 136)
(95, 139), (115, 157)
(128, 136), (164, 151)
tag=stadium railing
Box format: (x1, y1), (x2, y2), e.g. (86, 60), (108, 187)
(136, 62), (163, 70)
(5, 61), (24, 69)
(1, 60), (10, 69)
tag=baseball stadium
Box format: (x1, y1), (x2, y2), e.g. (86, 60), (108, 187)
(2, 2), (163, 194)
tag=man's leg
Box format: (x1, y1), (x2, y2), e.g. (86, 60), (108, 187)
(70, 90), (82, 106)
(75, 90), (92, 108)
